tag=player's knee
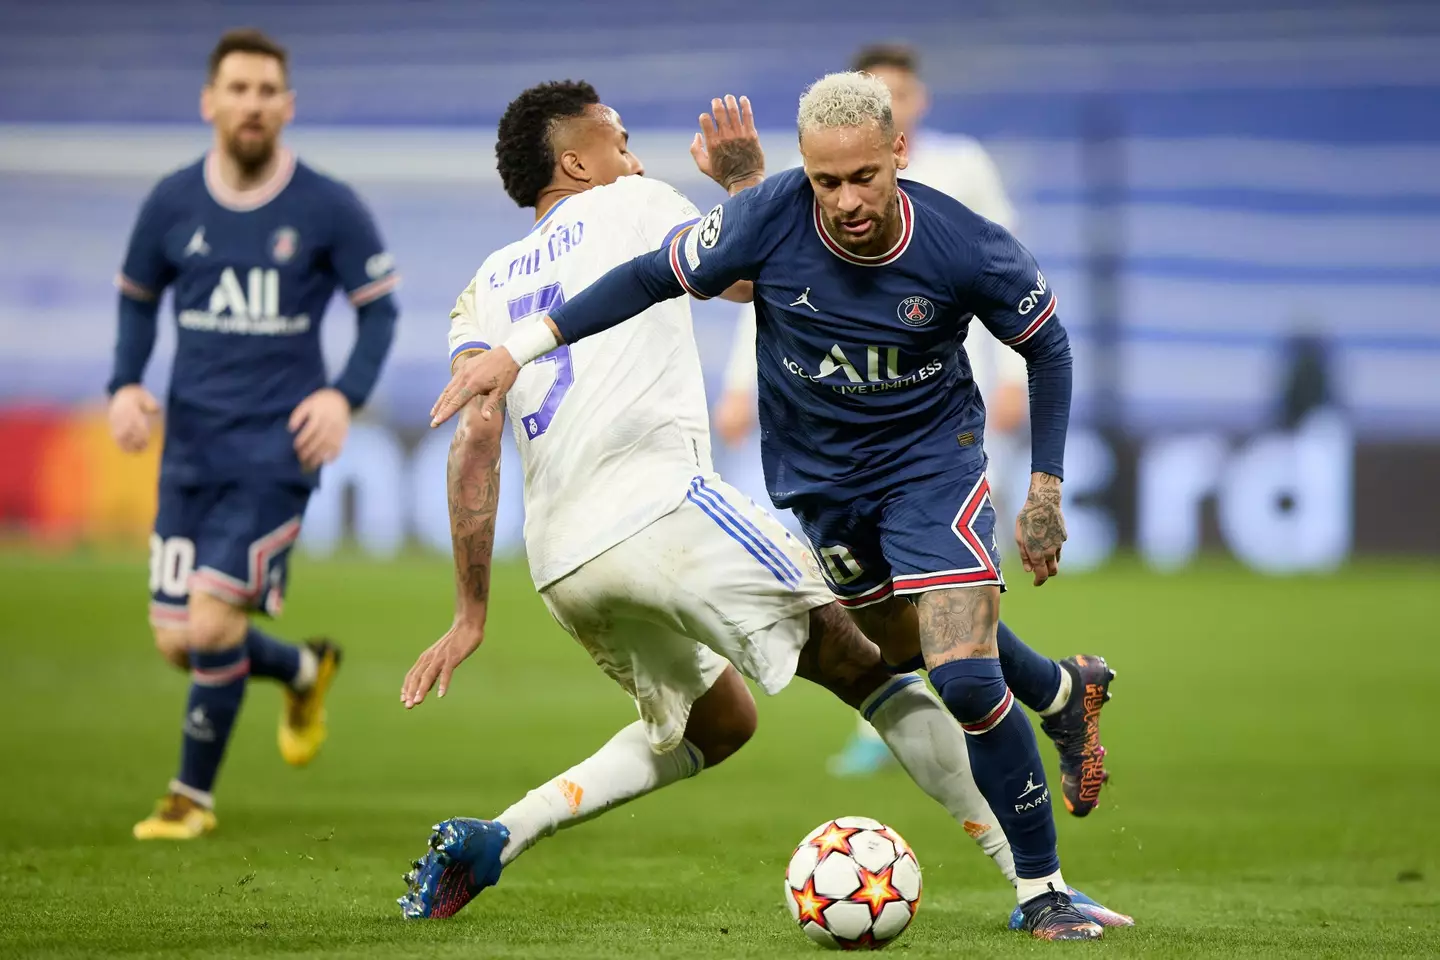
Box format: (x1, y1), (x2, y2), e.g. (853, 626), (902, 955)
(185, 592), (249, 653)
(796, 603), (889, 709)
(151, 627), (191, 671)
(930, 661), (1009, 725)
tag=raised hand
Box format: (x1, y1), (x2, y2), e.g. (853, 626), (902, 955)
(1015, 472), (1067, 586)
(430, 348), (520, 428)
(690, 94), (765, 194)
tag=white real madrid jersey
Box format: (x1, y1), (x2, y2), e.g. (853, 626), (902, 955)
(448, 175), (713, 588)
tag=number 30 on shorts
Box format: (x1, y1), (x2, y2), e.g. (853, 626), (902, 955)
(149, 534), (195, 598)
(818, 544), (864, 585)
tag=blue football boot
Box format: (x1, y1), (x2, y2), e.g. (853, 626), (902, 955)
(1012, 886), (1104, 940)
(1008, 885), (1134, 931)
(826, 732), (896, 777)
(398, 817), (509, 919)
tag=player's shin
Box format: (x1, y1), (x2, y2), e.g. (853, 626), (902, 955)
(493, 721), (703, 865)
(860, 674), (1016, 884)
(173, 646), (251, 805)
(996, 621), (1068, 716)
(244, 625), (314, 688)
(929, 657), (1063, 902)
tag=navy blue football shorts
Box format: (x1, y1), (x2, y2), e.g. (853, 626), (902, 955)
(790, 460), (1005, 609)
(148, 479), (310, 627)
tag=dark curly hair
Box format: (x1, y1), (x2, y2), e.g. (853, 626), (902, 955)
(496, 80), (601, 208)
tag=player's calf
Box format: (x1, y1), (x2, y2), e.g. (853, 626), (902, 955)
(796, 603), (1018, 878)
(920, 588), (1069, 907)
(152, 626), (190, 671)
(681, 665), (757, 768)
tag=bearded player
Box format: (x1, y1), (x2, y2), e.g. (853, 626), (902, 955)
(108, 29), (399, 839)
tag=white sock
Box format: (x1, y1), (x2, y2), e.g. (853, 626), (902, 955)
(862, 675), (1017, 885)
(1016, 870), (1068, 906)
(494, 721), (703, 865)
(1038, 663), (1072, 718)
(854, 713), (883, 742)
(292, 646), (319, 692)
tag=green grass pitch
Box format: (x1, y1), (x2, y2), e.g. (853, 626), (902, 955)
(1, 550), (1437, 958)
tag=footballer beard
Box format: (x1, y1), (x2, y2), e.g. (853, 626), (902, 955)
(224, 121), (279, 178)
(823, 193), (902, 257)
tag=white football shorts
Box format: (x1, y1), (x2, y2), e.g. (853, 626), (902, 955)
(541, 475), (834, 752)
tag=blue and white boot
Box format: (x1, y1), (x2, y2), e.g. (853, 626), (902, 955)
(1008, 885), (1135, 931)
(399, 817), (510, 919)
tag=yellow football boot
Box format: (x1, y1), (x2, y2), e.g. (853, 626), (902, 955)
(133, 792), (217, 840)
(279, 639), (342, 767)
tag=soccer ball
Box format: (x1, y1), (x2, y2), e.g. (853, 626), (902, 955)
(784, 816), (921, 949)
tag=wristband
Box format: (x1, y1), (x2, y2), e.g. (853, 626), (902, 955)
(503, 316), (560, 366)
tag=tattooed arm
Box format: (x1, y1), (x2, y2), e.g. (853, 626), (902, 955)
(1015, 472), (1066, 587)
(692, 94), (764, 303)
(403, 358), (505, 707)
(691, 94), (765, 194)
(447, 396), (503, 623)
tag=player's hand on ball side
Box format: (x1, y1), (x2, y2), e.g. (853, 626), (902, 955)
(289, 387), (352, 471)
(430, 348), (519, 428)
(1015, 472), (1067, 587)
(401, 619), (485, 708)
(107, 384), (160, 453)
(690, 94), (765, 194)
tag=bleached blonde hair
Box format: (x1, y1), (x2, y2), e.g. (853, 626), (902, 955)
(796, 71), (894, 141)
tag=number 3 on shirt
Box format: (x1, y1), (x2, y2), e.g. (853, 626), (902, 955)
(505, 283), (574, 438)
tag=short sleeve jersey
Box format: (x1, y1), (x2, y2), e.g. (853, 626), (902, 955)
(448, 175), (714, 588)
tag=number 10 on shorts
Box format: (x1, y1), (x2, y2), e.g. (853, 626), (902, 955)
(819, 544), (863, 585)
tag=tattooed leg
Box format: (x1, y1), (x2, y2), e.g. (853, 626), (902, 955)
(920, 587), (1064, 897)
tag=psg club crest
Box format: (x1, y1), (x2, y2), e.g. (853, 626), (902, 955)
(897, 296), (934, 326)
(270, 227), (299, 264)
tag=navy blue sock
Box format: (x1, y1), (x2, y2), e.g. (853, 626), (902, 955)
(245, 626), (302, 686)
(997, 621), (1064, 713)
(175, 646), (249, 799)
(929, 657), (1060, 880)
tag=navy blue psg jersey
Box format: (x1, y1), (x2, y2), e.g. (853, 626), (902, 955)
(117, 150), (398, 487)
(668, 167), (1059, 505)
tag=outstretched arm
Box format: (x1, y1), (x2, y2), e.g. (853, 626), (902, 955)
(403, 360), (504, 707)
(429, 95), (770, 428)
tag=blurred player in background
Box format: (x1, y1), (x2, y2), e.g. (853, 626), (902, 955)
(397, 82), (1129, 937)
(718, 43), (1036, 777)
(107, 29), (400, 840)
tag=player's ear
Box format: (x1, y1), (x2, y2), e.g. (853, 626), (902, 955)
(200, 84), (216, 123)
(893, 131), (909, 172)
(558, 149), (590, 185)
(281, 88), (296, 126)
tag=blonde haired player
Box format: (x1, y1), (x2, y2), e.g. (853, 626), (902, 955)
(712, 44), (1086, 782)
(395, 81), (1129, 937)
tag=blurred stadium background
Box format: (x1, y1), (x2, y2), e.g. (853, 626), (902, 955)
(2, 2), (1439, 957)
(3, 0), (1438, 567)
